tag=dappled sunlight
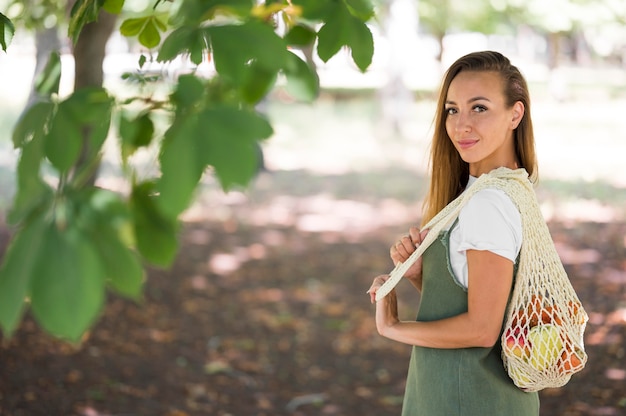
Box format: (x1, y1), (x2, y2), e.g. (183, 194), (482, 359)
(542, 199), (622, 223)
(554, 242), (601, 264)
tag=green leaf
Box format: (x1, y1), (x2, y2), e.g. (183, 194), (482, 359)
(157, 115), (205, 218)
(64, 87), (113, 124)
(284, 24), (316, 47)
(0, 12), (15, 52)
(240, 62), (277, 104)
(45, 87), (113, 173)
(0, 215), (48, 338)
(208, 20), (288, 84)
(283, 51), (319, 102)
(45, 102), (82, 172)
(154, 16), (168, 32)
(138, 18), (161, 49)
(157, 26), (209, 64)
(119, 112), (154, 160)
(8, 135), (54, 225)
(103, 0), (124, 14)
(169, 0), (255, 25)
(200, 106), (273, 189)
(34, 51), (62, 97)
(131, 181), (179, 266)
(120, 17), (147, 37)
(12, 101), (54, 148)
(316, 2), (373, 71)
(69, 0), (106, 44)
(316, 4), (351, 62)
(346, 18), (373, 72)
(290, 0), (335, 20)
(170, 74), (204, 112)
(343, 0), (375, 20)
(92, 223), (144, 299)
(30, 224), (106, 342)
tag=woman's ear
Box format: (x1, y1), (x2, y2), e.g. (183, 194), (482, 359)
(511, 101), (525, 129)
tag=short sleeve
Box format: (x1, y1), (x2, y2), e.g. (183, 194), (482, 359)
(448, 188), (522, 289)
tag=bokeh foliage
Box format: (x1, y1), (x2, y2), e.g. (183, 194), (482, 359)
(0, 0), (375, 342)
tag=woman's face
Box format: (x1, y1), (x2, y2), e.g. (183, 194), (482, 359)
(444, 70), (523, 176)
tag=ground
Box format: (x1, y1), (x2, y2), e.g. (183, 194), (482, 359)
(0, 167), (625, 416)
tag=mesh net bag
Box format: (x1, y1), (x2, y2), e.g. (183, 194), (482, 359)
(375, 167), (588, 391)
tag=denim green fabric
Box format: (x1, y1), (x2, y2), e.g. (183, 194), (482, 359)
(401, 227), (539, 416)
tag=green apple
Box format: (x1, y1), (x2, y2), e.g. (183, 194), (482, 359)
(528, 324), (563, 371)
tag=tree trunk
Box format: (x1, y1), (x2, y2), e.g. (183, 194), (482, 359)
(72, 11), (117, 89)
(71, 10), (117, 185)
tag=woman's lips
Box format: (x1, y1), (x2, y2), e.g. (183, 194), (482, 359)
(457, 139), (478, 150)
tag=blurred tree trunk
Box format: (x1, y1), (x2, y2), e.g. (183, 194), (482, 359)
(73, 11), (117, 89)
(24, 27), (62, 109)
(71, 10), (117, 185)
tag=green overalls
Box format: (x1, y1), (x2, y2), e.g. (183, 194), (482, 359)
(401, 225), (540, 416)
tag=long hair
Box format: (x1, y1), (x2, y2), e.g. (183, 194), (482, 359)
(421, 50), (538, 225)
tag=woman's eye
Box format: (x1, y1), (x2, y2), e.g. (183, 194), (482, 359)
(473, 105), (487, 112)
(445, 107), (457, 115)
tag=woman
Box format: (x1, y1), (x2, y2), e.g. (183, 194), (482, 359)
(367, 51), (540, 415)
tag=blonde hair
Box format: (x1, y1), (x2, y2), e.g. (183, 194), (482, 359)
(422, 51), (538, 225)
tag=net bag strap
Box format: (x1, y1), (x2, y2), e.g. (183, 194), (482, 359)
(375, 167), (531, 301)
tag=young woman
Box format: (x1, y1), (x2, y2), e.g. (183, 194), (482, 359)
(367, 51), (540, 415)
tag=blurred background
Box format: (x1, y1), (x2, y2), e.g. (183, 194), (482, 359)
(0, 0), (625, 415)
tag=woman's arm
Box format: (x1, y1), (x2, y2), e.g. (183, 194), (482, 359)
(373, 249), (513, 348)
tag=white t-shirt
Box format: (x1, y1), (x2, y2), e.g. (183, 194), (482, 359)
(447, 176), (522, 290)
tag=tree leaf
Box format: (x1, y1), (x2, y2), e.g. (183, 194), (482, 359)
(343, 0), (375, 20)
(200, 106), (273, 189)
(290, 0), (335, 20)
(208, 20), (288, 85)
(103, 0), (124, 14)
(284, 24), (316, 47)
(120, 17), (147, 37)
(30, 224), (106, 342)
(131, 181), (179, 267)
(346, 18), (373, 72)
(45, 88), (113, 173)
(69, 0), (106, 44)
(138, 18), (161, 49)
(157, 114), (205, 218)
(0, 12), (15, 52)
(282, 51), (319, 102)
(64, 87), (113, 124)
(34, 51), (62, 97)
(92, 222), (144, 299)
(316, 2), (373, 71)
(119, 111), (154, 160)
(45, 102), (82, 173)
(169, 0), (255, 25)
(0, 215), (48, 338)
(240, 61), (277, 104)
(8, 135), (54, 225)
(12, 101), (54, 148)
(170, 73), (204, 111)
(316, 4), (351, 62)
(157, 26), (209, 64)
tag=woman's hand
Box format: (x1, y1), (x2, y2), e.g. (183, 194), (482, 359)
(367, 275), (399, 335)
(390, 227), (429, 289)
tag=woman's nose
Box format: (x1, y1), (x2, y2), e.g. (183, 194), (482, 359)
(454, 111), (471, 133)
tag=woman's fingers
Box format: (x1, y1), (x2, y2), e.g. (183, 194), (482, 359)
(367, 275), (389, 303)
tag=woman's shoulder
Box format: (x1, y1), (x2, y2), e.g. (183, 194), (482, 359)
(461, 187), (521, 224)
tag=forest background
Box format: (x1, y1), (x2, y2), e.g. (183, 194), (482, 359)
(0, 0), (625, 415)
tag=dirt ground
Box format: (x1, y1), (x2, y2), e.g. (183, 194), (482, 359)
(0, 169), (625, 416)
